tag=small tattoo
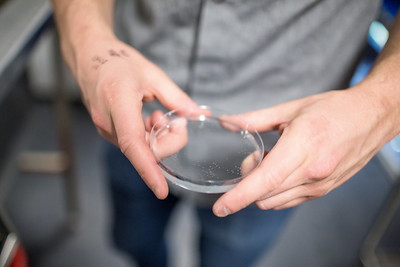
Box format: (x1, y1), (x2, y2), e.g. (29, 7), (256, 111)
(108, 49), (121, 57)
(91, 55), (108, 70)
(92, 55), (108, 64)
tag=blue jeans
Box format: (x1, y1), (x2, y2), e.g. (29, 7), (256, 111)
(105, 143), (292, 267)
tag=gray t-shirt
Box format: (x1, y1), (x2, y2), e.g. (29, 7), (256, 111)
(114, 0), (380, 113)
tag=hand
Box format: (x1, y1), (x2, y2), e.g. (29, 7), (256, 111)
(213, 87), (394, 217)
(74, 38), (197, 199)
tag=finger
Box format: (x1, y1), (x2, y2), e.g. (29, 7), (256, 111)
(216, 105), (294, 135)
(256, 185), (310, 210)
(152, 75), (199, 112)
(256, 178), (335, 210)
(152, 117), (188, 159)
(151, 110), (164, 126)
(218, 115), (248, 133)
(233, 99), (306, 132)
(254, 166), (305, 201)
(151, 110), (169, 132)
(145, 131), (150, 145)
(174, 105), (213, 118)
(144, 110), (164, 131)
(274, 197), (310, 210)
(144, 116), (152, 131)
(213, 129), (306, 217)
(111, 95), (168, 199)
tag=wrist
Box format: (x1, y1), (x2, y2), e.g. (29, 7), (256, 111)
(354, 57), (400, 143)
(53, 0), (116, 76)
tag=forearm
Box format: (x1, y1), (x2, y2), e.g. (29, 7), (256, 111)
(51, 0), (116, 76)
(355, 13), (400, 144)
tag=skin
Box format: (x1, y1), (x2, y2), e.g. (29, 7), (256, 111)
(213, 14), (400, 216)
(51, 0), (197, 199)
(51, 0), (400, 217)
(146, 111), (189, 160)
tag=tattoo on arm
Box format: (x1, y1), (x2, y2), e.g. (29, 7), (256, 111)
(91, 49), (130, 70)
(92, 56), (108, 70)
(109, 49), (121, 57)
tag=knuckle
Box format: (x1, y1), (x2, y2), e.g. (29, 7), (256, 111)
(97, 78), (118, 99)
(261, 170), (284, 191)
(305, 156), (339, 181)
(91, 109), (107, 129)
(99, 76), (143, 105)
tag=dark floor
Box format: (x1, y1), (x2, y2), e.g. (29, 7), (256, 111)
(1, 99), (400, 267)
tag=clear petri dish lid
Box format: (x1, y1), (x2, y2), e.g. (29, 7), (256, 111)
(150, 105), (264, 194)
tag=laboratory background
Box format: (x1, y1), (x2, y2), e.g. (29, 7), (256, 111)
(1, 0), (400, 267)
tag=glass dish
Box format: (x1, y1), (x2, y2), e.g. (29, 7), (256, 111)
(150, 105), (264, 193)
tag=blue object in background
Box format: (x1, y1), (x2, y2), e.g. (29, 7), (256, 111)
(368, 21), (389, 52)
(383, 0), (400, 17)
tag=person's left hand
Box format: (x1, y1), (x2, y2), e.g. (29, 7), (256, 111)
(213, 87), (397, 217)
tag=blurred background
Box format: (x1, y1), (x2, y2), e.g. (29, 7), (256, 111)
(1, 0), (400, 267)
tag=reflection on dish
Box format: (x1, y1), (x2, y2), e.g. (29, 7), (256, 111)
(150, 106), (264, 193)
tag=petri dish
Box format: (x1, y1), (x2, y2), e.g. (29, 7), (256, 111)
(150, 105), (264, 193)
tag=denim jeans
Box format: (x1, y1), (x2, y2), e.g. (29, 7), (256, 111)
(105, 142), (292, 267)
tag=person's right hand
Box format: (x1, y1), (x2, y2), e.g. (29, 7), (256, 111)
(72, 37), (197, 199)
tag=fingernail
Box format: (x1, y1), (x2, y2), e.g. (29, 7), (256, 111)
(215, 205), (231, 217)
